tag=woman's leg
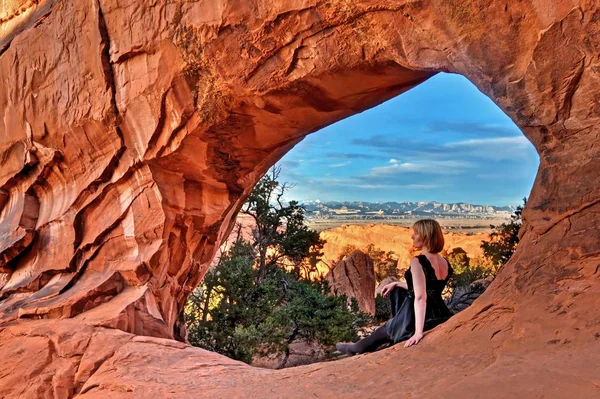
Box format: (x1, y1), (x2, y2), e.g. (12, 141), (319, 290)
(336, 324), (390, 355)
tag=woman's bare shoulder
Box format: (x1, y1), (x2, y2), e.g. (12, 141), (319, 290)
(410, 256), (421, 265)
(410, 256), (424, 272)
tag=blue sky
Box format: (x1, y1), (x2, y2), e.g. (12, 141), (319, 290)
(277, 73), (539, 207)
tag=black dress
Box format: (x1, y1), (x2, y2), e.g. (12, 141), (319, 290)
(385, 254), (454, 344)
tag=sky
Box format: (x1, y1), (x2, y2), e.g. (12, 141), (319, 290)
(277, 73), (539, 207)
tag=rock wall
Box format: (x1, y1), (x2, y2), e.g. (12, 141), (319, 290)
(326, 250), (376, 314)
(1, 0), (599, 397)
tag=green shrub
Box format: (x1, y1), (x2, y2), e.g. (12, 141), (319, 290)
(374, 293), (392, 323)
(185, 167), (370, 366)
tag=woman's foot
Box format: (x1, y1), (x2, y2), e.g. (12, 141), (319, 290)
(335, 343), (357, 356)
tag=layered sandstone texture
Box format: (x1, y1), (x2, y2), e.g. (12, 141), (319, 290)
(1, 0), (600, 397)
(326, 250), (376, 314)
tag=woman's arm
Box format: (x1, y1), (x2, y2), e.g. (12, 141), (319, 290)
(405, 257), (427, 347)
(381, 280), (408, 296)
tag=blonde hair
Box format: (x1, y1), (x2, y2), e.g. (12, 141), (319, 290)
(412, 219), (444, 253)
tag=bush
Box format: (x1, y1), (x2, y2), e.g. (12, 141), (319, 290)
(186, 250), (371, 365)
(446, 247), (493, 289)
(481, 198), (526, 272)
(444, 200), (526, 312)
(374, 293), (392, 323)
(185, 167), (370, 366)
(366, 244), (399, 284)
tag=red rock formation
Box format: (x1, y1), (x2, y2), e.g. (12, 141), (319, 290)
(326, 250), (376, 314)
(252, 339), (327, 369)
(1, 0), (599, 397)
(1, 318), (599, 398)
(318, 223), (489, 275)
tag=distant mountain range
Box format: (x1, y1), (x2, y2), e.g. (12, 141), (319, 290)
(298, 200), (516, 218)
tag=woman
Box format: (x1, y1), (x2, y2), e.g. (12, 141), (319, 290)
(336, 219), (454, 355)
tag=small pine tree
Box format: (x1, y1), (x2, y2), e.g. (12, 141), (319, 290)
(185, 167), (370, 365)
(241, 166), (325, 282)
(481, 198), (526, 273)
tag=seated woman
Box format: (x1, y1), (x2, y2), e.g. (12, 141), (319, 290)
(336, 219), (454, 355)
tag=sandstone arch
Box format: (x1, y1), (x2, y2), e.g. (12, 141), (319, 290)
(0, 0), (599, 397)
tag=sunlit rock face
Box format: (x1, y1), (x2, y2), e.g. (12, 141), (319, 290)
(318, 224), (488, 273)
(326, 250), (376, 314)
(1, 0), (599, 397)
(0, 1), (56, 54)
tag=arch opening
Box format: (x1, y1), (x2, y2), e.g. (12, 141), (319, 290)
(186, 72), (539, 368)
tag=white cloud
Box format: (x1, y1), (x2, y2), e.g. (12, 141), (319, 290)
(328, 161), (350, 168)
(444, 136), (534, 160)
(368, 160), (473, 176)
(445, 136), (528, 148)
(369, 163), (400, 175)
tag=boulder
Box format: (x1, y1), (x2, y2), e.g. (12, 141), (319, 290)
(326, 250), (376, 314)
(252, 339), (327, 369)
(446, 276), (494, 314)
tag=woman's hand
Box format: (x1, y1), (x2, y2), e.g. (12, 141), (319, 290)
(381, 282), (398, 297)
(404, 332), (424, 348)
